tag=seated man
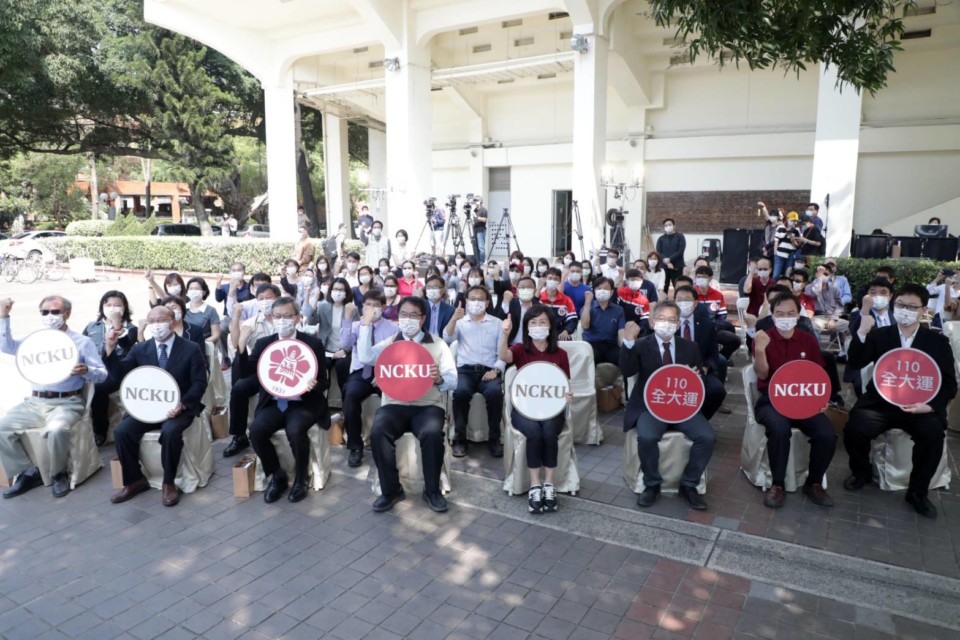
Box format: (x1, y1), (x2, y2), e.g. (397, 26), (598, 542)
(693, 265), (741, 361)
(339, 290), (398, 467)
(617, 269), (652, 327)
(445, 287), (505, 458)
(108, 306), (207, 507)
(620, 302), (715, 511)
(538, 268), (578, 340)
(580, 277), (625, 366)
(752, 293), (836, 509)
(248, 297), (329, 503)
(0, 296), (107, 498)
(359, 296), (457, 513)
(843, 284), (957, 519)
(423, 275), (455, 337)
(790, 269), (817, 318)
(673, 286), (727, 420)
(843, 278), (896, 398)
(807, 263), (849, 345)
(561, 261), (591, 316)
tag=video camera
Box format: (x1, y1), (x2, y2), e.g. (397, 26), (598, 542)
(424, 197), (437, 218)
(605, 207), (628, 226)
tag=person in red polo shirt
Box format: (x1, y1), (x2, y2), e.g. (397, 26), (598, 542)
(539, 268), (577, 339)
(743, 256), (773, 317)
(617, 269), (651, 327)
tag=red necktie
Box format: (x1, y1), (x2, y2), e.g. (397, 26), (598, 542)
(683, 320), (691, 341)
(662, 342), (673, 365)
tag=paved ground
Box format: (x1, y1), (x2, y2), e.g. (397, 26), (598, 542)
(0, 273), (958, 639)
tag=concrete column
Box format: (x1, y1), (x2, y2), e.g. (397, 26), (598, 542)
(810, 63), (863, 257)
(324, 112), (351, 234)
(384, 34), (433, 253)
(264, 83), (299, 241)
(571, 33), (609, 259)
(368, 127), (388, 223)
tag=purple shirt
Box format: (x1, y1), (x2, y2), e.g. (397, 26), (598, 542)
(340, 318), (399, 376)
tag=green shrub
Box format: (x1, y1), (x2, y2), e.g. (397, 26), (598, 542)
(105, 214), (133, 236)
(140, 214), (159, 236)
(813, 257), (960, 297)
(65, 220), (113, 236)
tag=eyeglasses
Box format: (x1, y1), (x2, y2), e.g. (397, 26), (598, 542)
(272, 313), (297, 320)
(894, 303), (922, 312)
(40, 309), (64, 316)
(398, 313), (423, 320)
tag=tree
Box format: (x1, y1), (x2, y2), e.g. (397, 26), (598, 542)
(0, 153), (86, 226)
(650, 0), (917, 94)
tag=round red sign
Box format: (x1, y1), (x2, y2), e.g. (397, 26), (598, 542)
(374, 341), (436, 402)
(256, 339), (319, 399)
(642, 364), (705, 423)
(768, 360), (832, 420)
(872, 347), (941, 408)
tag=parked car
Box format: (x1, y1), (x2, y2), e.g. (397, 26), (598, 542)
(0, 230), (65, 261)
(210, 225), (223, 236)
(240, 224), (270, 238)
(151, 224), (201, 236)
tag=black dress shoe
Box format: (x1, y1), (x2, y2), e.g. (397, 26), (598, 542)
(906, 491), (937, 519)
(488, 442), (504, 458)
(287, 482), (308, 503)
(51, 472), (71, 498)
(422, 491), (448, 513)
(372, 489), (406, 512)
(94, 433), (107, 447)
(452, 441), (467, 458)
(223, 435), (249, 458)
(637, 485), (660, 508)
(264, 474), (289, 504)
(678, 485), (707, 511)
(3, 468), (42, 499)
(348, 449), (363, 468)
(843, 474), (869, 491)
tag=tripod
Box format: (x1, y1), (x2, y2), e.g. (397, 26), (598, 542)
(442, 211), (468, 256)
(571, 199), (586, 259)
(414, 200), (442, 258)
(488, 208), (521, 258)
(605, 200), (632, 264)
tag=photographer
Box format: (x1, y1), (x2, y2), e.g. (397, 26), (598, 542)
(427, 199), (445, 255)
(472, 196), (488, 262)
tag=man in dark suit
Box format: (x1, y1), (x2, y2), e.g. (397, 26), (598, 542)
(248, 297), (330, 503)
(620, 301), (715, 511)
(491, 276), (542, 345)
(843, 278), (896, 398)
(423, 275), (456, 337)
(107, 305), (208, 507)
(843, 284), (957, 518)
(673, 286), (726, 419)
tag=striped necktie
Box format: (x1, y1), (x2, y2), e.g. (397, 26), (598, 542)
(158, 343), (168, 369)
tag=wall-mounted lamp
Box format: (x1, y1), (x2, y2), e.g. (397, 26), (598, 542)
(570, 34), (589, 54)
(384, 57), (401, 72)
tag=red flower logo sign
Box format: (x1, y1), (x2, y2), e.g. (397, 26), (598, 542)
(268, 343), (312, 387)
(257, 339), (319, 399)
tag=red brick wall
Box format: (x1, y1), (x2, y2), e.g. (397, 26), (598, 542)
(645, 190), (812, 233)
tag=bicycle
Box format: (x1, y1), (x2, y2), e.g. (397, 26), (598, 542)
(27, 254), (64, 281)
(1, 254), (38, 284)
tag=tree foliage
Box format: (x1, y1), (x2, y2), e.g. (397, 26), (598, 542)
(649, 0), (917, 93)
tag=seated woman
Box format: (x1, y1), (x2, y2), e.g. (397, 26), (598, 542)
(280, 259), (303, 296)
(498, 306), (572, 514)
(147, 271), (185, 307)
(381, 275), (401, 323)
(397, 260), (423, 298)
(376, 258), (394, 287)
(184, 277), (221, 345)
(296, 268), (322, 321)
(84, 291), (139, 446)
(352, 265), (376, 306)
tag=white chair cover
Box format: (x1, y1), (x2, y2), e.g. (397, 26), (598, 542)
(327, 365), (343, 410)
(558, 341), (602, 445)
(501, 367), (580, 495)
(19, 383), (102, 490)
(252, 425), (332, 491)
(139, 411), (214, 493)
(623, 429), (707, 494)
(369, 431), (453, 496)
(361, 394), (379, 447)
(939, 322), (960, 433)
(739, 365), (823, 492)
(447, 341), (495, 443)
(206, 342), (228, 408)
(871, 428), (951, 491)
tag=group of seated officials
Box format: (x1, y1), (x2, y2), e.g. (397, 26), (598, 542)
(0, 236), (954, 519)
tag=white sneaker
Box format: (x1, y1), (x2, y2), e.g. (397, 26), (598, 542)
(543, 483), (557, 512)
(528, 485), (543, 514)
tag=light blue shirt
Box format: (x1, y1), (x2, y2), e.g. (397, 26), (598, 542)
(830, 275), (852, 306)
(1, 317), (107, 391)
(446, 314), (505, 372)
(357, 326), (457, 392)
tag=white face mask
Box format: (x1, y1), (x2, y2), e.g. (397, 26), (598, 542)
(171, 309), (182, 322)
(522, 266), (532, 275)
(893, 307), (919, 326)
(654, 321), (677, 341)
(528, 326), (550, 341)
(380, 266), (391, 275)
(562, 258), (572, 266)
(595, 289), (612, 302)
(346, 262), (359, 273)
(402, 268), (414, 278)
(606, 257), (617, 266)
(792, 282), (803, 292)
(774, 317), (798, 332)
(147, 322), (171, 341)
(166, 285), (182, 296)
(871, 295), (889, 310)
(257, 300), (274, 315)
(677, 301), (695, 317)
(301, 276), (314, 286)
(103, 306), (123, 319)
(461, 266), (471, 276)
(568, 272), (582, 283)
(509, 273), (521, 283)
(518, 288), (535, 302)
(466, 300), (486, 316)
(545, 280), (559, 292)
(187, 290), (204, 302)
(664, 225), (674, 234)
(695, 278), (709, 289)
(317, 263), (328, 272)
(274, 318), (296, 338)
(372, 229), (381, 238)
(628, 280), (642, 292)
(383, 287), (397, 298)
(41, 313), (64, 330)
(757, 270), (770, 279)
(794, 263), (804, 271)
(231, 271), (244, 281)
(286, 266), (297, 276)
(647, 259), (658, 269)
(426, 289), (442, 302)
(468, 278), (482, 287)
(399, 318), (421, 337)
(330, 290), (347, 303)
(359, 275), (371, 285)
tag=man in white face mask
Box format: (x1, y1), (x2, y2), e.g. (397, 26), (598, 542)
(580, 277), (625, 366)
(843, 279), (895, 398)
(0, 296), (107, 499)
(655, 218), (686, 289)
(360, 220), (391, 267)
(422, 275), (456, 338)
(752, 293), (836, 511)
(844, 284), (957, 519)
(620, 302), (715, 511)
(445, 286), (505, 458)
(106, 305), (207, 508)
(357, 297), (458, 513)
(247, 297), (330, 504)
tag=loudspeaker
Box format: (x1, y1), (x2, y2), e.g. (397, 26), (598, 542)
(893, 237), (923, 258)
(721, 229), (750, 284)
(922, 237), (959, 262)
(852, 235), (889, 259)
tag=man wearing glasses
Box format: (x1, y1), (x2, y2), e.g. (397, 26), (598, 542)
(0, 296), (107, 498)
(843, 284), (957, 519)
(358, 296), (457, 513)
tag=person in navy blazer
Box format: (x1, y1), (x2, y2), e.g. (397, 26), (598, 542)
(843, 278), (897, 397)
(106, 305), (208, 507)
(673, 286), (727, 419)
(423, 274), (456, 336)
(248, 297), (330, 504)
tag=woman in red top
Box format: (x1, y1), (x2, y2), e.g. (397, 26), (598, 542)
(397, 260), (423, 297)
(499, 306), (572, 515)
(753, 293), (837, 510)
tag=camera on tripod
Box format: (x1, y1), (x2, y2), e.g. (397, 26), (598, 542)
(605, 207), (628, 226)
(463, 193), (475, 217)
(424, 197), (437, 218)
(446, 194), (460, 210)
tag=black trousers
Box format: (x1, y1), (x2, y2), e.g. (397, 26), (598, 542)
(330, 356), (352, 408)
(634, 410), (715, 489)
(702, 372), (727, 420)
(249, 401), (318, 483)
(590, 341), (620, 366)
(844, 406), (944, 496)
(755, 394), (836, 488)
(822, 352), (843, 402)
(716, 328), (741, 360)
(452, 367), (503, 443)
(512, 409), (562, 468)
(343, 370), (380, 451)
(371, 404), (446, 497)
(228, 375), (261, 437)
(91, 378), (122, 437)
(115, 412), (197, 486)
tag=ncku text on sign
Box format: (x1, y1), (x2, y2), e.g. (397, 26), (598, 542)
(511, 362), (570, 421)
(375, 341), (436, 402)
(15, 329), (79, 386)
(768, 360), (831, 420)
(119, 366), (181, 424)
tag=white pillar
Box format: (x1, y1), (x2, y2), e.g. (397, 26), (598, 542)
(324, 112), (350, 234)
(571, 33), (609, 260)
(811, 63), (863, 257)
(264, 83), (299, 241)
(368, 128), (388, 223)
(384, 37), (433, 253)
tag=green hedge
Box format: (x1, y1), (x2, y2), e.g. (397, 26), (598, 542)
(40, 237), (364, 274)
(813, 257), (960, 296)
(65, 220), (113, 236)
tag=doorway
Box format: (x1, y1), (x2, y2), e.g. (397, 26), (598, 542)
(552, 190), (573, 257)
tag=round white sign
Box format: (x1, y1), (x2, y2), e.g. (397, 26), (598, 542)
(119, 366), (181, 424)
(257, 339), (319, 399)
(15, 329), (79, 386)
(511, 362), (570, 421)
